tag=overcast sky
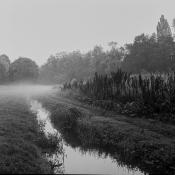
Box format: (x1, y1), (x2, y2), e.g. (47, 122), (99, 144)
(0, 0), (174, 65)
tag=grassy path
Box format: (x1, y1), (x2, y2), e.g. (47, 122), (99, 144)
(40, 94), (175, 140)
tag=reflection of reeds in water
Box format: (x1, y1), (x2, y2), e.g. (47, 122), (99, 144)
(46, 135), (65, 174)
(30, 100), (65, 174)
(80, 147), (107, 157)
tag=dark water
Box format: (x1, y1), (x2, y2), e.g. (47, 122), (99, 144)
(30, 100), (144, 175)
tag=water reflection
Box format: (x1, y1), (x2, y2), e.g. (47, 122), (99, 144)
(30, 100), (57, 136)
(63, 145), (142, 175)
(30, 100), (65, 173)
(30, 100), (144, 175)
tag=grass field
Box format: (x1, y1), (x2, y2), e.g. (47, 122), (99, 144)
(0, 96), (54, 174)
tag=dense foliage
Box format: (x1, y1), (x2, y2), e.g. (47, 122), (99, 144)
(38, 15), (175, 84)
(39, 45), (124, 84)
(9, 57), (39, 82)
(62, 69), (175, 122)
(0, 55), (10, 83)
(0, 56), (39, 83)
(157, 15), (172, 38)
(122, 34), (175, 73)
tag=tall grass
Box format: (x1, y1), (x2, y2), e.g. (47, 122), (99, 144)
(62, 69), (175, 122)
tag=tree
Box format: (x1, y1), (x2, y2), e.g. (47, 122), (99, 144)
(0, 54), (10, 82)
(39, 51), (88, 84)
(122, 34), (157, 73)
(90, 46), (106, 75)
(157, 15), (172, 39)
(9, 57), (39, 82)
(105, 42), (124, 73)
(0, 63), (7, 83)
(122, 15), (175, 74)
(108, 41), (117, 49)
(173, 18), (175, 39)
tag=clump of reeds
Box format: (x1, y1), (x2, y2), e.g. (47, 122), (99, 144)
(62, 69), (175, 122)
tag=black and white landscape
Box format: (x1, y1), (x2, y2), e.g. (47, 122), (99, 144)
(0, 0), (175, 174)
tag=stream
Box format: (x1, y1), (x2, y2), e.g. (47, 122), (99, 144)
(30, 99), (144, 175)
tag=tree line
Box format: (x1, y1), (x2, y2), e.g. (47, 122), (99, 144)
(39, 15), (175, 84)
(0, 56), (38, 83)
(0, 15), (175, 84)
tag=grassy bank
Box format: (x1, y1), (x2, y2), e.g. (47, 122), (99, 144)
(0, 96), (58, 174)
(38, 94), (175, 175)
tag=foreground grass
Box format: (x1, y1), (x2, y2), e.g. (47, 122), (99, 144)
(0, 96), (54, 174)
(38, 93), (175, 175)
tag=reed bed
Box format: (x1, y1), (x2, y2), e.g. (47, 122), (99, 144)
(62, 70), (175, 122)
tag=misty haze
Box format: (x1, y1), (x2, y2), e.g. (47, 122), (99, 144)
(0, 0), (175, 175)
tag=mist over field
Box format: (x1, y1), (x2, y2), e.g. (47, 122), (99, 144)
(0, 84), (55, 97)
(0, 0), (175, 174)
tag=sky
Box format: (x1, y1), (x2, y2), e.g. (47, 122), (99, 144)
(0, 0), (174, 66)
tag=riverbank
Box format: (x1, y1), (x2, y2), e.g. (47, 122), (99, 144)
(60, 89), (175, 124)
(0, 96), (58, 173)
(38, 93), (175, 175)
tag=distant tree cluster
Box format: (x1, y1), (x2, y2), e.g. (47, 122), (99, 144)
(38, 44), (125, 84)
(0, 56), (38, 84)
(39, 15), (175, 84)
(122, 15), (175, 73)
(122, 34), (175, 73)
(0, 55), (10, 83)
(9, 57), (39, 82)
(157, 15), (172, 38)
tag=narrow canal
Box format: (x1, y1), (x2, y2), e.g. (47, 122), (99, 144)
(30, 99), (144, 175)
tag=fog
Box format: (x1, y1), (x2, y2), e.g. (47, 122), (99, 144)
(0, 84), (58, 98)
(0, 0), (174, 65)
